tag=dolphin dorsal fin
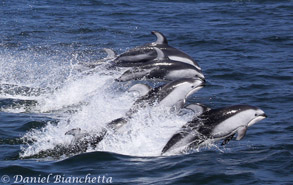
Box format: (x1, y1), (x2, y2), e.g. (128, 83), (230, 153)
(152, 31), (168, 45)
(236, 126), (248, 140)
(128, 83), (151, 97)
(103, 48), (116, 59)
(154, 47), (168, 60)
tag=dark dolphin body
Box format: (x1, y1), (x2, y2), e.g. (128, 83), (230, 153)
(116, 48), (204, 82)
(161, 105), (267, 155)
(112, 31), (201, 70)
(21, 129), (106, 159)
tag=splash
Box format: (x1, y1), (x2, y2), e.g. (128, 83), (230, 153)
(0, 48), (217, 158)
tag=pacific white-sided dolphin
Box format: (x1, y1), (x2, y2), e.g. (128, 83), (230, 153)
(21, 128), (106, 159)
(116, 48), (204, 82)
(63, 78), (205, 154)
(112, 31), (201, 70)
(127, 77), (205, 113)
(105, 77), (205, 133)
(161, 105), (267, 155)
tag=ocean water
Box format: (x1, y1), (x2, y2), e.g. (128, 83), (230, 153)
(0, 0), (293, 184)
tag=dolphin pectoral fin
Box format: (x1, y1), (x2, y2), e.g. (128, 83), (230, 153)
(103, 48), (116, 59)
(128, 83), (151, 97)
(151, 31), (168, 45)
(236, 126), (248, 140)
(116, 67), (155, 82)
(221, 133), (235, 146)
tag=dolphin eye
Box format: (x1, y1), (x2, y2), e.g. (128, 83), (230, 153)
(255, 113), (258, 116)
(191, 86), (195, 88)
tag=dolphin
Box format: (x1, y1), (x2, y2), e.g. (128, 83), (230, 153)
(112, 31), (201, 70)
(20, 128), (106, 159)
(127, 77), (205, 114)
(99, 77), (205, 132)
(62, 78), (205, 155)
(116, 48), (204, 82)
(161, 105), (267, 155)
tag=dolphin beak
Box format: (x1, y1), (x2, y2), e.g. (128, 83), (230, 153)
(262, 113), (268, 118)
(200, 78), (206, 87)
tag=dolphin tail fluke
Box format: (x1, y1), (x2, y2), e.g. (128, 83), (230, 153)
(151, 31), (168, 45)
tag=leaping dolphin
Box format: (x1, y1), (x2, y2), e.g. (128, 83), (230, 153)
(161, 105), (267, 155)
(116, 48), (204, 82)
(62, 78), (205, 156)
(112, 31), (201, 70)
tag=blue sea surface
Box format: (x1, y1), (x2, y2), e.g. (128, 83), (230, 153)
(0, 0), (293, 185)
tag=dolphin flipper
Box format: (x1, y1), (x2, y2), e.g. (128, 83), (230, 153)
(236, 126), (248, 140)
(221, 133), (235, 146)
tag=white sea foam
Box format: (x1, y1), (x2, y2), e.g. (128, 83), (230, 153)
(1, 49), (213, 158)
